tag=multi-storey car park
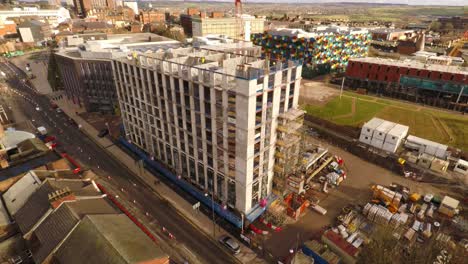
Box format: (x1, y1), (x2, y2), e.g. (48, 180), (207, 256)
(111, 42), (303, 221)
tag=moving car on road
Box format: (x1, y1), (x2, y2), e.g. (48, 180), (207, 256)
(98, 128), (109, 138)
(218, 235), (241, 254)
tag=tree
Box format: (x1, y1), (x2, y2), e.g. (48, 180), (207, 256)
(430, 21), (442, 31)
(151, 23), (167, 35)
(444, 22), (454, 31)
(358, 226), (467, 264)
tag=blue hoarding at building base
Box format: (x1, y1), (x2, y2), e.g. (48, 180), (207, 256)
(118, 137), (243, 228)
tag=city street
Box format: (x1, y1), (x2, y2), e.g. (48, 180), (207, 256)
(0, 61), (240, 264)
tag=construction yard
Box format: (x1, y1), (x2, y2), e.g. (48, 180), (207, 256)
(300, 80), (468, 151)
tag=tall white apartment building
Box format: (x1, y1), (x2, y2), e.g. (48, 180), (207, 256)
(192, 15), (265, 41)
(112, 43), (303, 214)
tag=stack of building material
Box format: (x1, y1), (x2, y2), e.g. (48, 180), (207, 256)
(363, 203), (393, 225)
(389, 212), (408, 228)
(373, 185), (402, 208)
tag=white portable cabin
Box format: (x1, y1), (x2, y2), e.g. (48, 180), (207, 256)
(359, 133), (372, 145)
(371, 137), (384, 149)
(405, 135), (448, 159)
(382, 141), (399, 153)
(361, 118), (385, 137)
(454, 159), (468, 175)
(382, 124), (410, 153)
(373, 121), (396, 141)
(385, 124), (409, 145)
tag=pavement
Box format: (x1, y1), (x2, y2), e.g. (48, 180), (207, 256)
(11, 51), (51, 95)
(2, 59), (264, 264)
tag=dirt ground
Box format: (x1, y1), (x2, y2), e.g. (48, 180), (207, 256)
(263, 135), (463, 259)
(299, 80), (339, 106)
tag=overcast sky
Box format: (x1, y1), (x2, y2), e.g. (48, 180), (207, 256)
(148, 0), (466, 6)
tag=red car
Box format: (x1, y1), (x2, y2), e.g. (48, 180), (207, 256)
(44, 136), (56, 143)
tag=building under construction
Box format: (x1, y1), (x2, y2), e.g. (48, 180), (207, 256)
(112, 42), (304, 223)
(345, 57), (468, 111)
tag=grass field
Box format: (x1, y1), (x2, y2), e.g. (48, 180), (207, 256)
(304, 92), (468, 151)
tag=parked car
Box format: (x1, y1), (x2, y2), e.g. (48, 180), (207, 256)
(68, 118), (78, 126)
(218, 235), (241, 254)
(56, 108), (62, 113)
(98, 128), (109, 138)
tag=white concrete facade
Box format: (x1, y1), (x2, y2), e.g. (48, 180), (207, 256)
(192, 16), (265, 41)
(112, 44), (302, 214)
(0, 7), (70, 27)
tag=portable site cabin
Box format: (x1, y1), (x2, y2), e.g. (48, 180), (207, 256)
(359, 118), (384, 145)
(370, 137), (384, 149)
(382, 124), (409, 153)
(417, 153), (434, 169)
(454, 159), (468, 175)
(405, 135), (448, 159)
(438, 196), (459, 218)
(430, 158), (449, 173)
(373, 121), (396, 141)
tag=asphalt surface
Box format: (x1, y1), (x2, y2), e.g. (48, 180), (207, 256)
(0, 61), (239, 264)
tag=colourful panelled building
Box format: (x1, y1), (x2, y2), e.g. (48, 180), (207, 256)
(251, 32), (371, 72)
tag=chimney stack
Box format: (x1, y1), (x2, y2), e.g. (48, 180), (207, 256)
(48, 187), (76, 208)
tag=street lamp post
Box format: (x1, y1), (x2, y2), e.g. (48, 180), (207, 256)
(205, 189), (216, 238)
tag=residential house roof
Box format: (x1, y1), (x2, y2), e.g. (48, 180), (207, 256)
(53, 214), (169, 264)
(14, 180), (54, 234)
(13, 178), (102, 235)
(31, 198), (118, 264)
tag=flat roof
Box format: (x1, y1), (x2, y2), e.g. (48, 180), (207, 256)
(0, 130), (36, 151)
(363, 117), (385, 130)
(349, 57), (468, 75)
(3, 171), (42, 215)
(387, 124), (409, 138)
(441, 196), (459, 209)
(375, 121), (396, 134)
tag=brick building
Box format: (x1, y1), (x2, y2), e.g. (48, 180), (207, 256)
(139, 9), (165, 24)
(73, 0), (115, 17)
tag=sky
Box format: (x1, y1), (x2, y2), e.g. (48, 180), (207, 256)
(142, 0), (467, 6)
